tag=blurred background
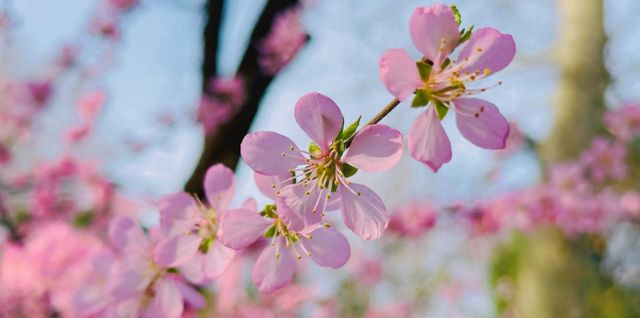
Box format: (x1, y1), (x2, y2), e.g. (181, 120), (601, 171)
(1, 0), (640, 317)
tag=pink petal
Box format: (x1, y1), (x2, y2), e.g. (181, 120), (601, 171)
(178, 254), (206, 284)
(456, 27), (516, 76)
(294, 92), (343, 150)
(109, 268), (149, 300)
(302, 226), (350, 268)
(204, 163), (236, 210)
(379, 49), (422, 101)
(202, 242), (235, 279)
(339, 183), (389, 240)
(276, 184), (323, 232)
(408, 107), (452, 172)
(146, 277), (183, 318)
(252, 241), (296, 293)
(255, 172), (291, 200)
(410, 5), (460, 66)
(175, 279), (206, 309)
(242, 198), (257, 210)
(453, 98), (509, 149)
(157, 192), (195, 235)
(343, 124), (403, 172)
(220, 208), (271, 250)
(154, 235), (201, 267)
(108, 216), (146, 252)
(241, 131), (304, 175)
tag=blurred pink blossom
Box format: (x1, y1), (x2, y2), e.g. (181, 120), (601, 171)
(258, 6), (307, 75)
(389, 201), (437, 238)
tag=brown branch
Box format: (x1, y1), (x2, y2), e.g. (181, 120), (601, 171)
(185, 0), (304, 198)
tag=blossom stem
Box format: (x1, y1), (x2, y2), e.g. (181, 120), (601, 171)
(345, 98), (400, 146)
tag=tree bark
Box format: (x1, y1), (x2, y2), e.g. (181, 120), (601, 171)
(539, 0), (609, 163)
(185, 0), (303, 198)
(494, 1), (628, 317)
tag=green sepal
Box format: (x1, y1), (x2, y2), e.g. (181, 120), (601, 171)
(433, 100), (449, 120)
(73, 211), (94, 228)
(459, 25), (474, 44)
(339, 116), (361, 141)
(416, 60), (432, 81)
(451, 4), (462, 25)
(262, 204), (277, 218)
(198, 237), (213, 253)
(308, 142), (322, 157)
(167, 268), (179, 274)
(440, 58), (451, 70)
(411, 89), (430, 108)
(331, 181), (338, 192)
(264, 225), (277, 238)
(341, 163), (358, 178)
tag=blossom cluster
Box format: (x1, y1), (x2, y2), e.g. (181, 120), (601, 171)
(0, 3), (522, 317)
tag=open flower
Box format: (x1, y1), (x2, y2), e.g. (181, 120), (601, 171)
(108, 217), (206, 318)
(241, 92), (403, 240)
(379, 4), (515, 171)
(153, 164), (238, 283)
(220, 205), (350, 293)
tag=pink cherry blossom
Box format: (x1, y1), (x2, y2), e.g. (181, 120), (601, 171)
(66, 90), (106, 142)
(220, 205), (350, 293)
(210, 76), (245, 107)
(106, 0), (138, 12)
(605, 102), (640, 141)
(197, 96), (233, 136)
(154, 164), (238, 283)
(108, 216), (205, 318)
(241, 92), (403, 239)
(259, 6), (307, 75)
(580, 137), (627, 182)
(388, 201), (437, 238)
(380, 4), (514, 171)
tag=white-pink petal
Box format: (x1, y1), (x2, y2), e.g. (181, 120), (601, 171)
(302, 226), (350, 268)
(454, 98), (510, 149)
(157, 192), (195, 235)
(379, 49), (422, 101)
(202, 242), (235, 279)
(154, 235), (201, 267)
(252, 241), (296, 293)
(294, 92), (344, 150)
(204, 163), (236, 211)
(276, 184), (323, 232)
(343, 124), (403, 172)
(145, 277), (183, 318)
(456, 27), (516, 76)
(241, 131), (304, 176)
(408, 107), (452, 172)
(254, 172), (291, 200)
(409, 5), (460, 67)
(339, 183), (389, 240)
(220, 208), (271, 250)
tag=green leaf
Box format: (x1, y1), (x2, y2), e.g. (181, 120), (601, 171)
(416, 61), (432, 81)
(341, 163), (358, 178)
(459, 25), (474, 44)
(411, 89), (430, 108)
(451, 4), (462, 25)
(433, 100), (449, 120)
(264, 225), (276, 238)
(309, 142), (322, 157)
(340, 116), (361, 140)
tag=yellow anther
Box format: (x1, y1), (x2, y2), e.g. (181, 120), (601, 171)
(483, 68), (491, 76)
